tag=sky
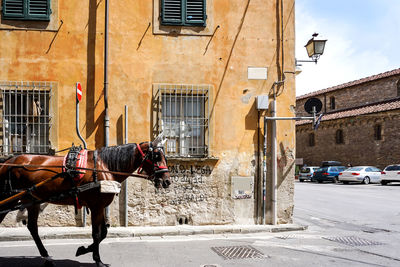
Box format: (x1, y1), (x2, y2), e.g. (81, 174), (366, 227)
(295, 0), (400, 96)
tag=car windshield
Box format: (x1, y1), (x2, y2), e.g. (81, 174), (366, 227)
(346, 167), (363, 171)
(316, 167), (328, 172)
(385, 165), (400, 171)
(300, 168), (311, 173)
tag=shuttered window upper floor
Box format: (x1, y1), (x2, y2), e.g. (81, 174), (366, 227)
(161, 0), (206, 26)
(2, 0), (51, 21)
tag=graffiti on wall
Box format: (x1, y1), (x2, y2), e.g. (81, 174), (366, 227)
(162, 163), (213, 205)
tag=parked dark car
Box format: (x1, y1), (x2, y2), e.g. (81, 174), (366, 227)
(313, 166), (347, 183)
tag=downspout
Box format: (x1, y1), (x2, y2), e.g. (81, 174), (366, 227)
(104, 0), (110, 223)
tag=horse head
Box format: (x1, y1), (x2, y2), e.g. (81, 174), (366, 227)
(137, 134), (171, 189)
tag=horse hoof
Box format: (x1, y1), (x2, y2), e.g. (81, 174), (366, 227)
(43, 260), (55, 267)
(75, 246), (86, 257)
(96, 261), (110, 267)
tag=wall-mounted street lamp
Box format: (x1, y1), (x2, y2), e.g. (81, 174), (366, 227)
(296, 33), (327, 66)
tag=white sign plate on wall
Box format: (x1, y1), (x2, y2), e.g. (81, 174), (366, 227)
(248, 67), (268, 80)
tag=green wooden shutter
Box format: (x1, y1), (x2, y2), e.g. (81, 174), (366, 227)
(27, 0), (50, 20)
(185, 0), (206, 26)
(3, 0), (25, 19)
(2, 0), (50, 20)
(161, 0), (182, 25)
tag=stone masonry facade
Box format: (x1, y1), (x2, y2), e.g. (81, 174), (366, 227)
(296, 68), (400, 169)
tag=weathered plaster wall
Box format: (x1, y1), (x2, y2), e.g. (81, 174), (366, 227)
(0, 0), (296, 227)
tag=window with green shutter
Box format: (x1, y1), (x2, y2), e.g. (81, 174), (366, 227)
(2, 0), (51, 21)
(161, 0), (206, 26)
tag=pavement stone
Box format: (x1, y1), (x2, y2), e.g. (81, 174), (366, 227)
(0, 224), (307, 241)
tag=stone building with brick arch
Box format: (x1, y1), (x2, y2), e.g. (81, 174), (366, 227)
(0, 0), (297, 227)
(296, 68), (400, 169)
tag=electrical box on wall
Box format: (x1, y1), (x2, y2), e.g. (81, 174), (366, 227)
(256, 95), (269, 110)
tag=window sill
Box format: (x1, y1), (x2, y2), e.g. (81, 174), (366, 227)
(166, 156), (219, 162)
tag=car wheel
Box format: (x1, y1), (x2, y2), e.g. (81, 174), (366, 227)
(362, 177), (370, 185)
(343, 181), (349, 184)
(299, 179), (304, 182)
(381, 180), (388, 185)
(317, 180), (322, 183)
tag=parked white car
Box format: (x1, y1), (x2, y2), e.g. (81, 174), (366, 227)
(299, 166), (319, 182)
(338, 166), (382, 184)
(381, 164), (400, 185)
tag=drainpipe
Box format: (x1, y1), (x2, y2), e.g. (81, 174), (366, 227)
(104, 0), (110, 223)
(124, 105), (128, 227)
(271, 92), (277, 225)
(263, 116), (267, 225)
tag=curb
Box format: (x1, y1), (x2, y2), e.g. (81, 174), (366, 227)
(0, 224), (307, 241)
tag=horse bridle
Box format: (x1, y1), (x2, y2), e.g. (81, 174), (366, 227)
(136, 142), (169, 179)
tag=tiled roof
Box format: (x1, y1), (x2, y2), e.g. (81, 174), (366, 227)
(297, 68), (400, 100)
(296, 99), (400, 126)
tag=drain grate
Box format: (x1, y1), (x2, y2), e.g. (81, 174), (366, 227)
(323, 236), (384, 246)
(211, 245), (264, 260)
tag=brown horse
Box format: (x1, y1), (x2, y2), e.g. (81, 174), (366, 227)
(0, 137), (171, 267)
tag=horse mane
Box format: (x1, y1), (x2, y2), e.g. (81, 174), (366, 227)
(98, 143), (137, 173)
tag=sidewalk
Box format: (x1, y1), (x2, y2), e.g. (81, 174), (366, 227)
(0, 224), (307, 241)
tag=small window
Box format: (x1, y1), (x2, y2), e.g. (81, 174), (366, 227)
(330, 96), (336, 110)
(154, 84), (210, 157)
(374, 124), (382, 140)
(335, 129), (344, 144)
(308, 133), (315, 147)
(397, 79), (400, 97)
(161, 0), (206, 26)
(2, 0), (51, 21)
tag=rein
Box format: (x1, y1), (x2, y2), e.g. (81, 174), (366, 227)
(0, 162), (149, 179)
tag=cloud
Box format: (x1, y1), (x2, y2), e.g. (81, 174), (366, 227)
(295, 1), (400, 96)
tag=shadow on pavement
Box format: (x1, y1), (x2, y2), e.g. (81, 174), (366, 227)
(0, 256), (95, 266)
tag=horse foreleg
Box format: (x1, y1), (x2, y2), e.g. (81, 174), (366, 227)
(75, 219), (108, 256)
(27, 204), (53, 266)
(76, 208), (108, 266)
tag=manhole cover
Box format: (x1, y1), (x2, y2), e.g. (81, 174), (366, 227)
(323, 236), (384, 246)
(211, 245), (264, 260)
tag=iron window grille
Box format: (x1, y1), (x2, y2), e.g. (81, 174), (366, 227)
(2, 0), (51, 21)
(161, 0), (206, 26)
(0, 82), (53, 156)
(154, 84), (210, 158)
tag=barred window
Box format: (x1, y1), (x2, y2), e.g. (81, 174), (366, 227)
(154, 84), (210, 158)
(0, 82), (53, 156)
(335, 129), (344, 144)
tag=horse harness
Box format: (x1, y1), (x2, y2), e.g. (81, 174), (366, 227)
(136, 142), (169, 178)
(0, 145), (100, 215)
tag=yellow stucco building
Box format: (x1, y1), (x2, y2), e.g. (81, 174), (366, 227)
(0, 0), (296, 226)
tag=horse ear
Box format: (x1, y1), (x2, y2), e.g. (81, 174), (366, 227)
(153, 132), (166, 147)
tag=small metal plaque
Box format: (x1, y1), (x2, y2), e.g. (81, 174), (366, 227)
(231, 176), (253, 199)
(248, 67), (268, 80)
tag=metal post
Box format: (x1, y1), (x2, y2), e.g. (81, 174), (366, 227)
(124, 105), (128, 227)
(263, 117), (267, 225)
(76, 84), (87, 227)
(104, 0), (110, 224)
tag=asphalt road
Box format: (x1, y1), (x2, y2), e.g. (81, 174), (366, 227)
(0, 181), (400, 267)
